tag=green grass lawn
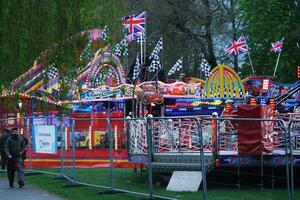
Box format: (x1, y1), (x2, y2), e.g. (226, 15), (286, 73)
(0, 168), (299, 200)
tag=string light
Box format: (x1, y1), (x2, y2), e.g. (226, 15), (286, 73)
(89, 126), (92, 149)
(114, 126), (118, 150)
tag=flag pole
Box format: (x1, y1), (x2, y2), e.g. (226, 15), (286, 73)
(144, 11), (147, 64)
(132, 53), (140, 118)
(162, 36), (164, 70)
(241, 34), (255, 76)
(273, 51), (282, 77)
(140, 32), (143, 65)
(156, 36), (163, 82)
(246, 52), (255, 75)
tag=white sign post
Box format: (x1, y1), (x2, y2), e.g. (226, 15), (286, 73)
(33, 125), (58, 154)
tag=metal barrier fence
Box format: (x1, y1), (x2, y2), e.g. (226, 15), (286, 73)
(0, 115), (298, 200)
(203, 117), (293, 200)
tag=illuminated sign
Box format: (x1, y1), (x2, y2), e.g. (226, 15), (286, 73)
(73, 106), (92, 112)
(191, 100), (223, 106)
(80, 85), (133, 100)
(165, 99), (224, 109)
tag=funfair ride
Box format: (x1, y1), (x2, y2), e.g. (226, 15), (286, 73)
(2, 27), (300, 169)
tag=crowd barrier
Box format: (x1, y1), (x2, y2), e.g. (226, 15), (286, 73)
(0, 115), (298, 200)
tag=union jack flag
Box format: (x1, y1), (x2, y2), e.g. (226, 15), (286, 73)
(226, 36), (248, 56)
(122, 11), (146, 42)
(270, 38), (284, 53)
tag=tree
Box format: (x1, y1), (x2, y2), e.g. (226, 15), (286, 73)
(216, 0), (244, 72)
(239, 0), (300, 82)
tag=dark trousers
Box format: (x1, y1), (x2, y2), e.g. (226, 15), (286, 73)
(1, 153), (7, 170)
(7, 158), (25, 184)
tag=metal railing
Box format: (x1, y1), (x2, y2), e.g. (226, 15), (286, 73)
(0, 115), (297, 200)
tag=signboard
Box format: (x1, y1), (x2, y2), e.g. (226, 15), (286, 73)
(80, 84), (133, 100)
(167, 171), (202, 192)
(33, 125), (58, 154)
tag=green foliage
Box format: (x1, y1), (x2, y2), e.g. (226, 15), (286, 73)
(0, 0), (127, 87)
(239, 0), (300, 82)
(1, 0), (298, 86)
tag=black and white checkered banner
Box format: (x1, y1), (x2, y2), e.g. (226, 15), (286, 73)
(149, 37), (163, 60)
(106, 69), (115, 78)
(80, 40), (93, 62)
(113, 44), (122, 57)
(47, 65), (58, 79)
(94, 73), (104, 87)
(121, 38), (129, 56)
(137, 32), (146, 44)
(100, 25), (109, 40)
(148, 54), (161, 72)
(112, 38), (128, 57)
(168, 57), (183, 76)
(132, 54), (141, 81)
(200, 54), (211, 79)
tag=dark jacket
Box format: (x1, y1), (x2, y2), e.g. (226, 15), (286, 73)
(20, 135), (28, 160)
(4, 135), (26, 162)
(0, 131), (10, 155)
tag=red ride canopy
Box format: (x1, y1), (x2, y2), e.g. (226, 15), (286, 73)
(237, 104), (274, 155)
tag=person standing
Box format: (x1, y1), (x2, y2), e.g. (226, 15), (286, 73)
(4, 128), (26, 188)
(0, 128), (11, 170)
(20, 134), (28, 165)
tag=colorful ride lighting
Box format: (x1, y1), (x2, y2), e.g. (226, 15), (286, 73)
(114, 126), (118, 150)
(268, 98), (276, 106)
(249, 97), (257, 105)
(65, 127), (68, 150)
(298, 66), (300, 79)
(89, 126), (92, 150)
(188, 135), (192, 149)
(268, 98), (276, 114)
(224, 100), (233, 113)
(262, 79), (269, 91)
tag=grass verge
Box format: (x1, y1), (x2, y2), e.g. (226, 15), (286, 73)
(0, 168), (299, 200)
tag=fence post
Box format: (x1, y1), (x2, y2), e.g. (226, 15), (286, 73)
(26, 116), (33, 170)
(288, 121), (295, 200)
(282, 119), (291, 200)
(71, 118), (76, 183)
(146, 117), (154, 199)
(108, 112), (114, 191)
(198, 119), (208, 200)
(60, 118), (65, 177)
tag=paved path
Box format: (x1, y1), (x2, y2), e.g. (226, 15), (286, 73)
(0, 178), (64, 200)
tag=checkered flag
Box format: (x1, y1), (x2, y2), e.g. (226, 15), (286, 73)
(168, 57), (183, 76)
(100, 25), (109, 40)
(120, 38), (128, 46)
(133, 54), (140, 81)
(94, 77), (100, 87)
(200, 54), (211, 79)
(80, 40), (93, 62)
(121, 38), (129, 57)
(47, 65), (58, 79)
(123, 48), (128, 57)
(149, 37), (163, 60)
(113, 44), (122, 57)
(148, 54), (161, 72)
(137, 33), (145, 44)
(112, 37), (128, 58)
(106, 70), (115, 78)
(93, 73), (104, 87)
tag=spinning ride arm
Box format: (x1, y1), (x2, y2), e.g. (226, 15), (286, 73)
(275, 83), (300, 106)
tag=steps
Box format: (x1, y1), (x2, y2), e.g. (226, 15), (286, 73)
(152, 152), (215, 172)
